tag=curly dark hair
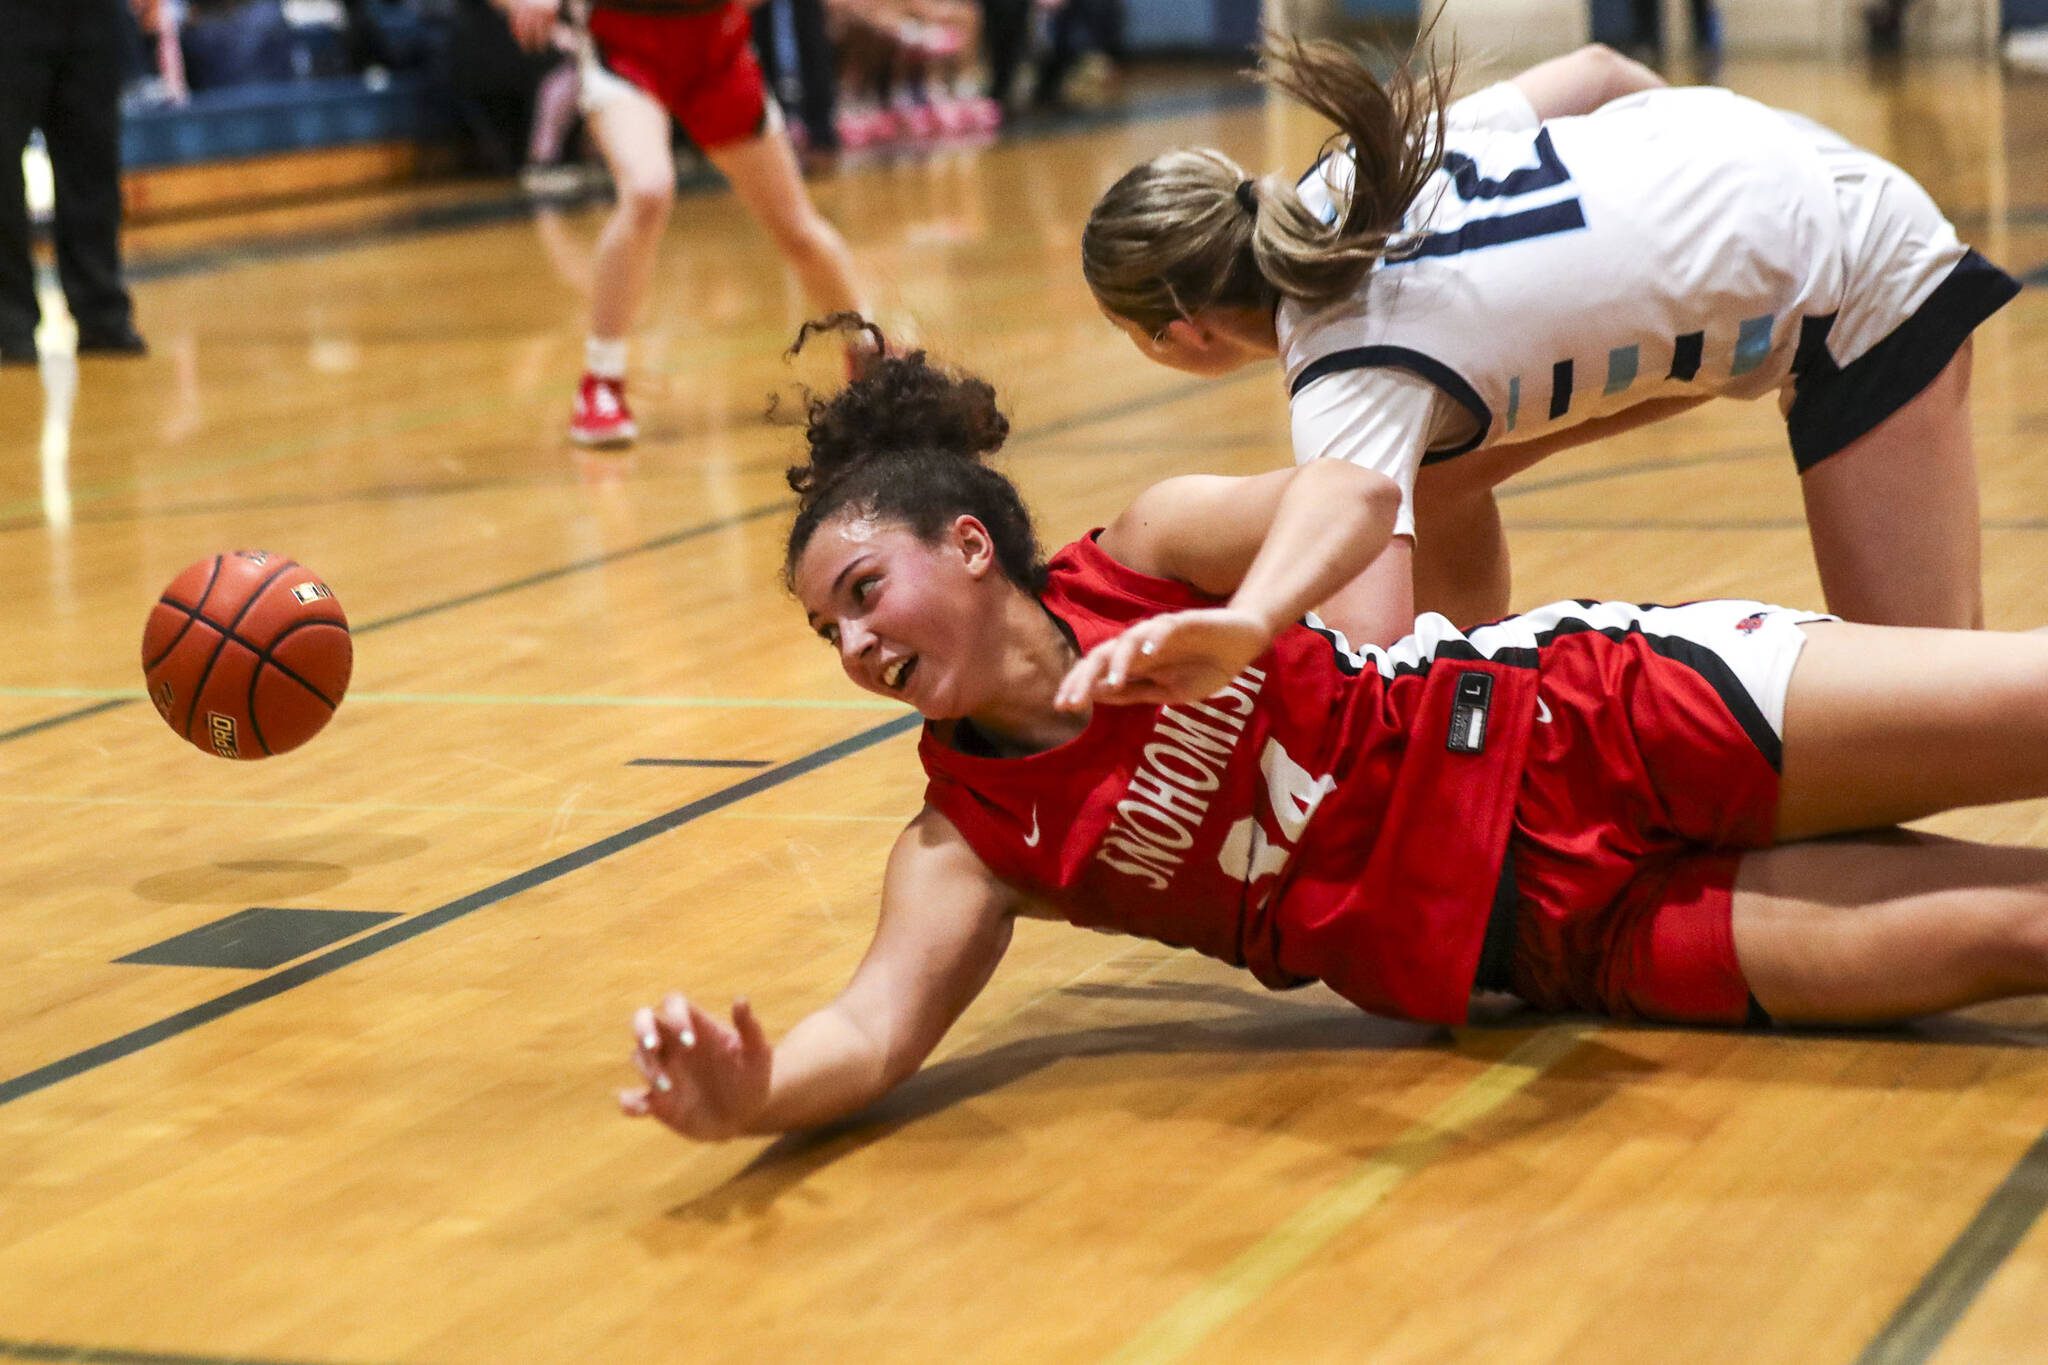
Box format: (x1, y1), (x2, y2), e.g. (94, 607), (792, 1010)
(783, 315), (1046, 593)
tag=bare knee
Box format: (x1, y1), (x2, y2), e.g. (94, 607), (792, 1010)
(615, 178), (674, 231)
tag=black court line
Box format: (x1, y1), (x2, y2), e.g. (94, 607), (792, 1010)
(627, 757), (773, 769)
(347, 498), (787, 635)
(120, 86), (1265, 288)
(5, 364), (1261, 750)
(0, 1337), (345, 1365)
(0, 712), (918, 1108)
(0, 698), (132, 745)
(0, 473), (554, 536)
(0, 499), (787, 749)
(1854, 1126), (2048, 1364)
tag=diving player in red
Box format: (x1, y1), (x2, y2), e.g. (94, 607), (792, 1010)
(619, 335), (2048, 1143)
(494, 0), (876, 447)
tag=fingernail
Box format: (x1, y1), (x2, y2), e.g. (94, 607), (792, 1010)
(679, 1024), (696, 1048)
(1140, 640), (1159, 655)
(654, 1073), (673, 1093)
(640, 1031), (659, 1052)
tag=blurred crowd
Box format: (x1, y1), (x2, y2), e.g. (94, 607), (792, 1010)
(118, 0), (1129, 179)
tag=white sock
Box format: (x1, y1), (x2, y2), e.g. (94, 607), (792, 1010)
(585, 336), (628, 380)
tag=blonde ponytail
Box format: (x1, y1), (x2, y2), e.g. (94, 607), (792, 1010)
(1082, 34), (1451, 331)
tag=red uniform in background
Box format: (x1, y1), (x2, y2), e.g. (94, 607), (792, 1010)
(920, 535), (1820, 1027)
(581, 0), (770, 149)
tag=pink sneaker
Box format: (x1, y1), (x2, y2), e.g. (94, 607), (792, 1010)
(570, 373), (636, 447)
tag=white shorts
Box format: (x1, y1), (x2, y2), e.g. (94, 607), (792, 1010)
(1774, 113), (2018, 469)
(1312, 598), (1835, 742)
(1782, 112), (1966, 370)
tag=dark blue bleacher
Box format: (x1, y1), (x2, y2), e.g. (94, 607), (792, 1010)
(122, 74), (449, 170)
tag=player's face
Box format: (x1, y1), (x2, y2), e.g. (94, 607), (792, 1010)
(1102, 307), (1257, 377)
(793, 511), (999, 719)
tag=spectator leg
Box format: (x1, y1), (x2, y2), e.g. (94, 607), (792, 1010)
(0, 39), (54, 349)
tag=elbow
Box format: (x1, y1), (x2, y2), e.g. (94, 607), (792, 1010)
(1582, 42), (1665, 100)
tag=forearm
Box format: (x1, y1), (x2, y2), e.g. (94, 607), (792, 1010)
(744, 1001), (900, 1135)
(1228, 462), (1400, 636)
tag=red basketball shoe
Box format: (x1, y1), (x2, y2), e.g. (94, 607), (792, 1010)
(570, 373), (636, 447)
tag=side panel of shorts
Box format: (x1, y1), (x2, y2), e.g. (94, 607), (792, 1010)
(1497, 600), (1824, 1022)
(1779, 119), (2021, 468)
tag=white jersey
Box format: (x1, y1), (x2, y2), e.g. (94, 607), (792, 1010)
(1279, 84), (1857, 533)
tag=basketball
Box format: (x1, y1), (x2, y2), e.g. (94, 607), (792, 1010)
(141, 550), (353, 760)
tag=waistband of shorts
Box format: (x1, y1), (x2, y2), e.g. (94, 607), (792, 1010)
(1472, 844), (1519, 995)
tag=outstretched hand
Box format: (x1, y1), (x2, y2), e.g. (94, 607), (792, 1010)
(1054, 608), (1273, 711)
(618, 992), (772, 1141)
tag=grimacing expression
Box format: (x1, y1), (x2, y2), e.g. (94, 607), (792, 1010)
(793, 511), (999, 719)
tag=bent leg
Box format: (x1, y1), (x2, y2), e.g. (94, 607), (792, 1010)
(1777, 621), (2048, 839)
(585, 86), (676, 338)
(1733, 831), (2048, 1023)
(1799, 341), (1983, 629)
(705, 130), (867, 318)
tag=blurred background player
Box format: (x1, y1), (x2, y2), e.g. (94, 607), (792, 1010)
(827, 0), (999, 150)
(494, 0), (876, 447)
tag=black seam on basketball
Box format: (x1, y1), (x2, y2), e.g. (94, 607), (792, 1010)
(251, 618), (347, 709)
(244, 646), (273, 757)
(180, 559), (300, 743)
(143, 596), (202, 672)
(144, 555), (222, 675)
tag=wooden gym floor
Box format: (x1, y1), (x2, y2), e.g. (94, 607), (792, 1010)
(2, 55), (2046, 1365)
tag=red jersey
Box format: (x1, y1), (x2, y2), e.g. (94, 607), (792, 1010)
(919, 533), (1541, 1025)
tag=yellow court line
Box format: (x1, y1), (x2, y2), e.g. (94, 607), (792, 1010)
(0, 685), (904, 712)
(1106, 1023), (1589, 1365)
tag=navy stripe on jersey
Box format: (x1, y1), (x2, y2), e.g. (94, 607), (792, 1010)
(1302, 606), (1785, 771)
(1549, 359), (1574, 420)
(1669, 331), (1704, 381)
(1791, 313), (1837, 378)
(1390, 199), (1588, 265)
(1440, 128), (1571, 200)
(1290, 344), (1492, 460)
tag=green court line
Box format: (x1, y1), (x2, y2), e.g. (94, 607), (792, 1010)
(0, 792), (655, 817)
(1105, 1024), (1588, 1365)
(0, 685), (905, 712)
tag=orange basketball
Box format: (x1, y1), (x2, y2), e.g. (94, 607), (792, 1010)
(141, 550), (353, 760)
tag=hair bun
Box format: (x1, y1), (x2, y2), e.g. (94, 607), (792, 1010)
(785, 321), (1010, 500)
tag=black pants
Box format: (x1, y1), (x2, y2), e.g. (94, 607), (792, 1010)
(752, 0), (839, 151)
(979, 0), (1031, 108)
(1035, 0), (1125, 107)
(0, 4), (136, 345)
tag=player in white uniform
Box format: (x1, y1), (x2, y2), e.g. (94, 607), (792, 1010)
(1083, 40), (2019, 644)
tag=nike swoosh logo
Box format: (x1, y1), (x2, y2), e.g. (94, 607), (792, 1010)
(1022, 805), (1041, 848)
(1535, 696), (1553, 725)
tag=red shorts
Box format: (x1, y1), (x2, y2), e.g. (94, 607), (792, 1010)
(585, 3), (769, 150)
(1501, 615), (1789, 1025)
